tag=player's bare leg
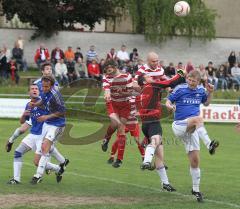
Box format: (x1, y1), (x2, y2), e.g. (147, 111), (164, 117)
(187, 116), (219, 155)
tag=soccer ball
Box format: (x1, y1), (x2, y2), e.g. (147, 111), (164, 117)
(174, 1), (190, 17)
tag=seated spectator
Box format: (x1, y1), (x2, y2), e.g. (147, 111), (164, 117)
(120, 61), (133, 74)
(106, 48), (117, 61)
(216, 64), (228, 91)
(34, 43), (50, 69)
(55, 59), (68, 86)
(51, 47), (64, 65)
(197, 64), (208, 86)
(12, 42), (28, 72)
(165, 62), (176, 78)
(75, 57), (87, 79)
(99, 59), (105, 74)
(228, 51), (236, 68)
(86, 45), (98, 65)
(230, 62), (240, 91)
(186, 61), (194, 74)
(129, 48), (139, 66)
(64, 46), (75, 62)
(66, 58), (77, 83)
(205, 61), (218, 90)
(9, 59), (19, 85)
(116, 44), (129, 68)
(74, 47), (83, 62)
(87, 59), (102, 81)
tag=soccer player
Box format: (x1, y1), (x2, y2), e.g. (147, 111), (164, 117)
(34, 62), (59, 91)
(30, 75), (66, 184)
(6, 84), (66, 184)
(166, 70), (219, 202)
(137, 68), (184, 192)
(102, 60), (133, 168)
(107, 97), (145, 166)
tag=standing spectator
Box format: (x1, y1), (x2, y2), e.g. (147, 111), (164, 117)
(9, 59), (19, 85)
(3, 45), (11, 63)
(51, 47), (64, 65)
(236, 52), (240, 66)
(186, 61), (195, 74)
(86, 45), (98, 65)
(165, 62), (176, 78)
(197, 64), (208, 86)
(230, 62), (240, 91)
(74, 47), (83, 62)
(0, 49), (8, 83)
(87, 59), (101, 81)
(205, 61), (218, 90)
(64, 46), (75, 62)
(116, 44), (129, 68)
(75, 57), (87, 78)
(228, 51), (236, 68)
(34, 44), (50, 69)
(16, 35), (24, 50)
(106, 48), (117, 61)
(55, 59), (68, 86)
(129, 48), (139, 66)
(12, 42), (28, 72)
(66, 58), (77, 83)
(216, 64), (228, 91)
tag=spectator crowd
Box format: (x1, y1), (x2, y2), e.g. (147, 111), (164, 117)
(0, 38), (240, 91)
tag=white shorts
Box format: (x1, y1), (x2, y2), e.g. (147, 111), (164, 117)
(42, 123), (65, 142)
(22, 133), (44, 155)
(172, 119), (200, 153)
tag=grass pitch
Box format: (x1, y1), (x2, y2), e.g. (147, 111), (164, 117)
(0, 119), (239, 209)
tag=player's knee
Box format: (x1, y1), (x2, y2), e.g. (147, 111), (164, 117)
(41, 141), (51, 154)
(14, 150), (22, 159)
(33, 158), (39, 166)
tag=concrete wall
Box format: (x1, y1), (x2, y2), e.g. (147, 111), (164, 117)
(0, 28), (240, 67)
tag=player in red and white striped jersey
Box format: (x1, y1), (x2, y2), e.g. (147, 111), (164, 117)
(101, 60), (133, 168)
(107, 96), (145, 166)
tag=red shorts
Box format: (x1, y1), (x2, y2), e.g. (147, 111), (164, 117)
(111, 101), (131, 119)
(125, 123), (140, 137)
(106, 101), (115, 116)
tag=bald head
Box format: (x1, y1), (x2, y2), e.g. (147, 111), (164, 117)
(147, 52), (159, 69)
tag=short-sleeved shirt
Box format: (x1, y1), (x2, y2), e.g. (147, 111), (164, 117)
(40, 88), (65, 127)
(168, 83), (208, 121)
(25, 100), (47, 135)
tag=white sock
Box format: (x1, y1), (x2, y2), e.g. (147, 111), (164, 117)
(50, 147), (65, 164)
(9, 128), (22, 143)
(143, 145), (155, 164)
(46, 162), (60, 173)
(190, 167), (200, 192)
(13, 161), (22, 182)
(196, 126), (211, 149)
(36, 154), (50, 177)
(157, 166), (169, 185)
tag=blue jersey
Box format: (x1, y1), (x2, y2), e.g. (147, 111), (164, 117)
(34, 78), (59, 94)
(168, 83), (208, 120)
(40, 88), (65, 127)
(25, 101), (47, 135)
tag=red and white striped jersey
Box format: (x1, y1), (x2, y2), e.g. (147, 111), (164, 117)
(126, 97), (138, 125)
(134, 64), (167, 82)
(103, 73), (133, 102)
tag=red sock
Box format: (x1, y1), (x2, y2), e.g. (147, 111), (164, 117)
(117, 135), (126, 161)
(105, 125), (116, 140)
(136, 140), (145, 158)
(111, 138), (119, 157)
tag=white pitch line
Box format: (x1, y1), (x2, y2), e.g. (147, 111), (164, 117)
(67, 171), (240, 209)
(23, 162), (240, 208)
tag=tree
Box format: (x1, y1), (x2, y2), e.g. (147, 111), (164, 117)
(126, 0), (217, 43)
(2, 0), (124, 39)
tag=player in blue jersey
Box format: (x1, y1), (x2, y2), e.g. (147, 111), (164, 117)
(166, 70), (219, 202)
(30, 75), (66, 184)
(6, 84), (67, 184)
(34, 62), (59, 92)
